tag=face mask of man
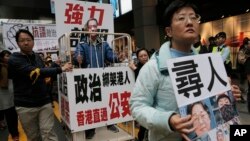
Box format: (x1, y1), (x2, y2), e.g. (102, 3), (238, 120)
(220, 104), (237, 122)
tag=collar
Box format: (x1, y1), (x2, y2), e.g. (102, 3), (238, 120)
(157, 41), (198, 72)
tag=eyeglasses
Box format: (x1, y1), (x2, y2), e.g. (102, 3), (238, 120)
(174, 14), (201, 23)
(18, 38), (33, 43)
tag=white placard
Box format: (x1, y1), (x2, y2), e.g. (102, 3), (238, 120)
(58, 66), (135, 133)
(55, 0), (114, 51)
(167, 53), (240, 141)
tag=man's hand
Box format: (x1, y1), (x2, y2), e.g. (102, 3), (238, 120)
(231, 84), (241, 101)
(169, 114), (196, 140)
(61, 62), (73, 72)
(228, 77), (241, 101)
(77, 54), (83, 65)
(129, 60), (137, 70)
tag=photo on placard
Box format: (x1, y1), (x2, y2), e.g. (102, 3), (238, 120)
(179, 98), (217, 140)
(213, 90), (239, 123)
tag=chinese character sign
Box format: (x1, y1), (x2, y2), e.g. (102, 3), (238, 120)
(55, 0), (114, 51)
(167, 53), (240, 141)
(167, 53), (230, 107)
(2, 23), (57, 52)
(58, 66), (135, 133)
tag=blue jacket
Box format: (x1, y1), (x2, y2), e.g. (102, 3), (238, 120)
(74, 41), (118, 68)
(129, 41), (198, 141)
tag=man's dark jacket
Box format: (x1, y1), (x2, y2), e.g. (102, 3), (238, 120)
(8, 52), (62, 107)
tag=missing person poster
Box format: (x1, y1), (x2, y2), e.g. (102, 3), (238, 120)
(167, 53), (240, 141)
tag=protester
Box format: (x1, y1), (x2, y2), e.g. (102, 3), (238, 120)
(243, 38), (250, 113)
(8, 29), (72, 141)
(237, 37), (250, 102)
(129, 48), (150, 141)
(0, 50), (19, 141)
(44, 56), (60, 108)
(237, 37), (250, 75)
(74, 18), (120, 139)
(207, 36), (217, 53)
(129, 0), (241, 141)
(129, 48), (150, 78)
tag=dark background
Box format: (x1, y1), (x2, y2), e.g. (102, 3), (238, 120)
(0, 0), (249, 32)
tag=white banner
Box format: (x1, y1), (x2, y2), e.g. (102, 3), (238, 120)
(55, 0), (114, 51)
(58, 66), (135, 133)
(2, 23), (58, 52)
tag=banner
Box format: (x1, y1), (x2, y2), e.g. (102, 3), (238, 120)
(58, 67), (135, 133)
(2, 23), (57, 52)
(55, 0), (114, 51)
(167, 53), (240, 141)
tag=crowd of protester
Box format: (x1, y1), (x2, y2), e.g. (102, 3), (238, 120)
(0, 1), (249, 140)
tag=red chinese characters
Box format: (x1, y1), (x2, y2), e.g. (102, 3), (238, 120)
(64, 3), (84, 25)
(32, 26), (46, 38)
(64, 3), (105, 26)
(76, 108), (108, 127)
(109, 91), (131, 119)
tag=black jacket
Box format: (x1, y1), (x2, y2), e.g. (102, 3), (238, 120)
(134, 62), (144, 80)
(8, 52), (62, 107)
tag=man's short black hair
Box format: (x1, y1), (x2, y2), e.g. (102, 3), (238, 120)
(243, 37), (249, 45)
(216, 94), (231, 104)
(208, 36), (215, 42)
(15, 29), (34, 42)
(215, 32), (226, 39)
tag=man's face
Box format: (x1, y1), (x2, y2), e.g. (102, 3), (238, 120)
(17, 33), (34, 54)
(216, 36), (225, 46)
(88, 20), (98, 37)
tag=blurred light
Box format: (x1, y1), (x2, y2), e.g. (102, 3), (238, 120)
(246, 9), (249, 12)
(221, 15), (225, 18)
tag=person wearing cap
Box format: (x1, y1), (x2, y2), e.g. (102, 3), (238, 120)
(129, 0), (241, 141)
(208, 36), (217, 53)
(213, 32), (232, 76)
(44, 56), (60, 108)
(0, 50), (19, 141)
(193, 34), (208, 54)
